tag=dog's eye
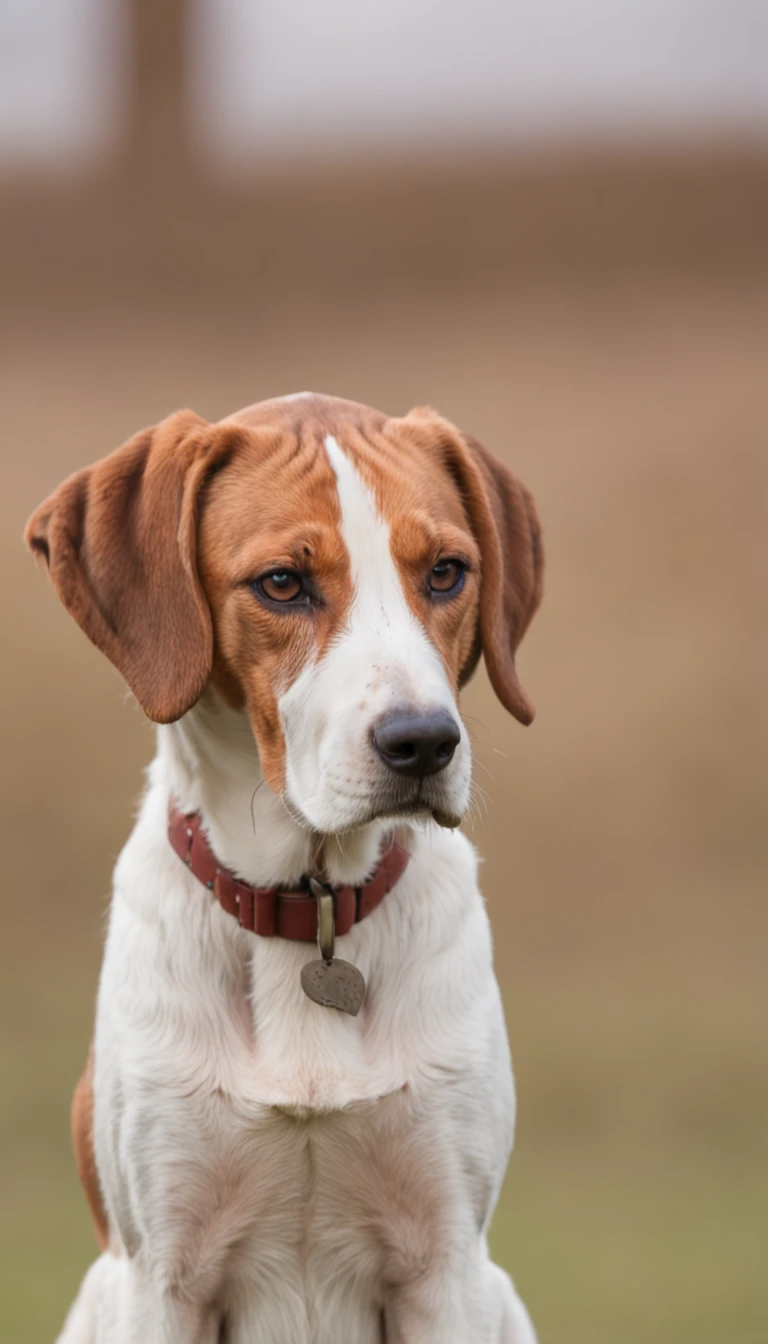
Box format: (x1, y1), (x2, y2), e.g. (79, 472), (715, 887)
(258, 570), (305, 603)
(429, 559), (465, 596)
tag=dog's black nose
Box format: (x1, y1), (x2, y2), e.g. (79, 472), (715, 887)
(373, 709), (461, 779)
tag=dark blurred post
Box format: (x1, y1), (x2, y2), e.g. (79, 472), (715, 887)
(122, 0), (191, 180)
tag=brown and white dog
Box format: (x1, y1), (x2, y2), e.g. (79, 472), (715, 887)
(26, 394), (543, 1344)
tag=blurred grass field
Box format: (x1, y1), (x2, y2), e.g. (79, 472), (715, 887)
(1, 188), (767, 1341)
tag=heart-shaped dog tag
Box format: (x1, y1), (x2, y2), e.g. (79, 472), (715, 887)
(301, 958), (366, 1016)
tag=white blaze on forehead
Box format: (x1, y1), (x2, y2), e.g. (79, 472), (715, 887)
(323, 431), (450, 699)
(324, 433), (388, 593)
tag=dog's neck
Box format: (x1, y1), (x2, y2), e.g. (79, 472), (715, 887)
(153, 689), (392, 889)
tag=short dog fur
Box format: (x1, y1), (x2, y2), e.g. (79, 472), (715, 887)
(26, 393), (543, 1344)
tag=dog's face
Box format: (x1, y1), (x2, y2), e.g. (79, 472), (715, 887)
(26, 395), (542, 835)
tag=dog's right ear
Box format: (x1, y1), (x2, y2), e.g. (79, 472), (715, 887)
(401, 406), (543, 726)
(25, 410), (235, 724)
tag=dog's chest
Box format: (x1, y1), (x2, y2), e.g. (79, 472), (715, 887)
(115, 1057), (464, 1320)
(221, 1085), (447, 1290)
(101, 943), (502, 1316)
(99, 819), (508, 1321)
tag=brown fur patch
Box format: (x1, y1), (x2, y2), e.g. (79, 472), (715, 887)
(197, 415), (354, 790)
(24, 411), (235, 725)
(393, 406), (543, 722)
(71, 1046), (109, 1251)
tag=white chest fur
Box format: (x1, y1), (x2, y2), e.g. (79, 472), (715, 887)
(88, 767), (516, 1340)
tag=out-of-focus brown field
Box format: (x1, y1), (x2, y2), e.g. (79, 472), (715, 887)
(1, 153), (766, 1343)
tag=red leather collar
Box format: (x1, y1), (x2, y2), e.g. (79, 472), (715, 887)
(168, 804), (409, 942)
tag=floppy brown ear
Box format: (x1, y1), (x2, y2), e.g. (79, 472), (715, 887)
(461, 432), (543, 723)
(404, 408), (543, 725)
(25, 410), (231, 724)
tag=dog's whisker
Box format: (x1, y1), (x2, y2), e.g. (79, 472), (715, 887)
(249, 778), (267, 833)
(461, 713), (491, 740)
(472, 757), (495, 783)
(332, 830), (349, 863)
(467, 780), (491, 828)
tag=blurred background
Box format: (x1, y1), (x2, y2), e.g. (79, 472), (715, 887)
(1, 2), (766, 1341)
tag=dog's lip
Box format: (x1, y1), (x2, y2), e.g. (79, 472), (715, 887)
(342, 794), (465, 831)
(283, 786), (466, 835)
(429, 807), (463, 829)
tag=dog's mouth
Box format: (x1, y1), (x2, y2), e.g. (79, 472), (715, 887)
(368, 795), (463, 830)
(283, 781), (465, 835)
(336, 784), (465, 833)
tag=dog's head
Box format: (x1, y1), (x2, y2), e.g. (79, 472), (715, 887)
(26, 394), (542, 834)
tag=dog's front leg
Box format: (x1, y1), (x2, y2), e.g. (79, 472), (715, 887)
(55, 1252), (223, 1344)
(123, 1286), (221, 1344)
(107, 1261), (221, 1344)
(383, 1246), (536, 1344)
(119, 1266), (222, 1344)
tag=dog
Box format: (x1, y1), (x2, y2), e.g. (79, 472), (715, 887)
(26, 393), (543, 1344)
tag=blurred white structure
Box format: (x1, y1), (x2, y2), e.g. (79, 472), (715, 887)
(195, 0), (768, 161)
(0, 0), (124, 166)
(1, 0), (767, 167)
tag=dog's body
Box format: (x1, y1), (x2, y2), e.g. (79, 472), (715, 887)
(27, 395), (542, 1343)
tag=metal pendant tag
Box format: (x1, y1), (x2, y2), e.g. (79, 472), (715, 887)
(301, 877), (366, 1017)
(301, 958), (366, 1016)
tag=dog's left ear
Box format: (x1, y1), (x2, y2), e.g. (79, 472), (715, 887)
(402, 407), (543, 725)
(25, 410), (236, 724)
